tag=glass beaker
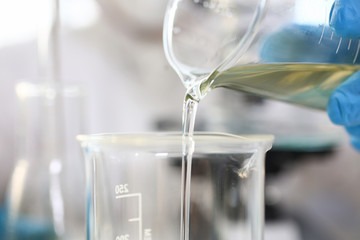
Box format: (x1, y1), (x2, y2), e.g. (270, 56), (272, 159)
(164, 0), (360, 109)
(77, 132), (273, 240)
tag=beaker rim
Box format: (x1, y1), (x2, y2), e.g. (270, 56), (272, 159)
(76, 131), (274, 151)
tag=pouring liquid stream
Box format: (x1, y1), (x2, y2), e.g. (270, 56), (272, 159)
(180, 62), (359, 240)
(180, 93), (198, 240)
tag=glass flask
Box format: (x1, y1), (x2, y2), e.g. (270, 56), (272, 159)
(4, 81), (85, 240)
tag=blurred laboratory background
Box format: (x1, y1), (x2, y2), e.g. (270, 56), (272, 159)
(0, 0), (359, 239)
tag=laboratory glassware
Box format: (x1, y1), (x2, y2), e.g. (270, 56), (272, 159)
(4, 81), (85, 240)
(163, 0), (360, 109)
(78, 132), (273, 240)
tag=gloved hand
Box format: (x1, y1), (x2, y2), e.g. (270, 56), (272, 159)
(260, 0), (360, 151)
(328, 71), (360, 150)
(329, 0), (360, 39)
(327, 0), (360, 150)
(260, 24), (360, 64)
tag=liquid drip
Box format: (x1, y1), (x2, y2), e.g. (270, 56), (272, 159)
(180, 94), (198, 240)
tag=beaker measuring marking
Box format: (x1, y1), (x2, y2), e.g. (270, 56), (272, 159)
(115, 189), (144, 240)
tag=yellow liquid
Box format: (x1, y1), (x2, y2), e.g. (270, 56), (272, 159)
(181, 63), (360, 240)
(198, 64), (360, 109)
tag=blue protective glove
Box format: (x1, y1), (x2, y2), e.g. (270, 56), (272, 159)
(329, 0), (360, 38)
(260, 24), (360, 64)
(328, 71), (360, 150)
(327, 0), (360, 150)
(260, 0), (360, 151)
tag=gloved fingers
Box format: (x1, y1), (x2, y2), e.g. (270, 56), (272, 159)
(329, 0), (360, 38)
(342, 125), (360, 151)
(260, 24), (360, 64)
(346, 125), (360, 136)
(350, 136), (360, 151)
(327, 71), (360, 126)
(261, 0), (360, 63)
